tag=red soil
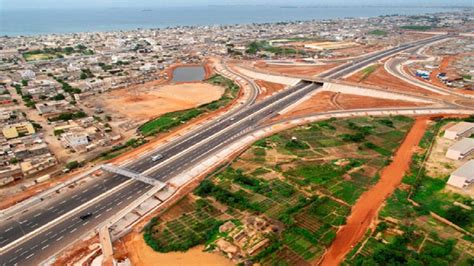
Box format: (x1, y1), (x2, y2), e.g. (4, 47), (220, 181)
(253, 61), (340, 77)
(345, 65), (440, 96)
(255, 80), (286, 100)
(318, 117), (431, 266)
(274, 91), (428, 122)
(336, 94), (428, 109)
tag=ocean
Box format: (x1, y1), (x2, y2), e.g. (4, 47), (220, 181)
(0, 5), (455, 37)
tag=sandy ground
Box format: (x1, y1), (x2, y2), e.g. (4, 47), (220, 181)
(319, 117), (431, 266)
(119, 231), (232, 266)
(424, 122), (473, 184)
(255, 79), (286, 100)
(345, 65), (440, 96)
(275, 91), (427, 121)
(253, 61), (340, 77)
(100, 83), (224, 121)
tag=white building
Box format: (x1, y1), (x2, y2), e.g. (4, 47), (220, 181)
(20, 70), (36, 80)
(446, 138), (474, 160)
(444, 122), (474, 140)
(447, 160), (474, 188)
(61, 132), (89, 151)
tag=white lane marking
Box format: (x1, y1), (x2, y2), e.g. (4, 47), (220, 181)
(45, 231), (52, 236)
(19, 220), (28, 224)
(70, 228), (77, 233)
(41, 244), (49, 250)
(95, 214), (102, 218)
(83, 221), (90, 226)
(60, 200), (67, 204)
(41, 239), (48, 244)
(56, 236), (64, 241)
(106, 207), (112, 212)
(117, 200), (123, 205)
(33, 212), (42, 218)
(14, 247), (23, 253)
(71, 194), (78, 199)
(5, 226), (13, 232)
(126, 195), (133, 200)
(30, 244), (38, 250)
(25, 253), (35, 259)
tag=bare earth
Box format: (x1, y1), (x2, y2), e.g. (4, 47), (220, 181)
(100, 83), (224, 120)
(319, 117), (431, 266)
(253, 61), (339, 77)
(345, 65), (440, 96)
(255, 79), (286, 100)
(275, 91), (426, 121)
(121, 229), (232, 266)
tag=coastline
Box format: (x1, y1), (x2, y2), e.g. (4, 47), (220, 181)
(0, 6), (460, 37)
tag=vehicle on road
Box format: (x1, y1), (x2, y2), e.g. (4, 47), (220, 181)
(80, 213), (93, 220)
(151, 154), (164, 162)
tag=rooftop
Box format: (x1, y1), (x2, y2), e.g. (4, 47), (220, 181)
(451, 160), (474, 179)
(446, 122), (474, 134)
(448, 138), (474, 154)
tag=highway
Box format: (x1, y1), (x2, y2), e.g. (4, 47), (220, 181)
(0, 79), (320, 264)
(320, 34), (448, 79)
(0, 34), (451, 265)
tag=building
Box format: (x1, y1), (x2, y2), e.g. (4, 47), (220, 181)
(447, 160), (474, 188)
(446, 138), (474, 160)
(2, 122), (35, 139)
(61, 132), (89, 151)
(444, 122), (474, 140)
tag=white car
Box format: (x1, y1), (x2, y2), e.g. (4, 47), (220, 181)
(151, 154), (164, 162)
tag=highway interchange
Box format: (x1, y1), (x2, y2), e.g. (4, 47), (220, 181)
(0, 34), (459, 265)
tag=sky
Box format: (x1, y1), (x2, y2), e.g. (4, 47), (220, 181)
(1, 0), (472, 9)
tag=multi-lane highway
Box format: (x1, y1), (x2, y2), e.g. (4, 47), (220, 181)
(0, 34), (450, 265)
(321, 34), (448, 79)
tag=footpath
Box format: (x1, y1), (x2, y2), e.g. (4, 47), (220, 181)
(318, 117), (431, 266)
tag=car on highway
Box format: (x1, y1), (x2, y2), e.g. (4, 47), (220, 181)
(151, 154), (164, 162)
(80, 212), (93, 220)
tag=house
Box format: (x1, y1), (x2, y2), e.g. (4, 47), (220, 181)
(447, 160), (474, 188)
(444, 122), (474, 140)
(446, 138), (474, 160)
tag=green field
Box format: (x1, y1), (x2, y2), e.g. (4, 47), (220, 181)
(368, 29), (388, 36)
(22, 46), (94, 61)
(344, 117), (474, 266)
(139, 74), (240, 136)
(400, 25), (432, 31)
(144, 116), (416, 264)
(246, 40), (303, 56)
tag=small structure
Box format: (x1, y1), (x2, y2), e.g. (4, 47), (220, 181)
(444, 122), (474, 140)
(447, 160), (474, 188)
(446, 138), (474, 160)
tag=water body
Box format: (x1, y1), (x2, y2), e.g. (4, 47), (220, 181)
(172, 66), (206, 82)
(0, 6), (455, 36)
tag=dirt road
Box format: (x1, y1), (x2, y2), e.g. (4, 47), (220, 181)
(318, 117), (431, 266)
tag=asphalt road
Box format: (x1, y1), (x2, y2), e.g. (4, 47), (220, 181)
(0, 34), (449, 265)
(0, 79), (318, 265)
(320, 35), (448, 79)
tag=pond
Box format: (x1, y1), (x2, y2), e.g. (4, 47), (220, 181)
(172, 66), (206, 82)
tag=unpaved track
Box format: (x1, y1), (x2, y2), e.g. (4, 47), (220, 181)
(318, 117), (430, 266)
